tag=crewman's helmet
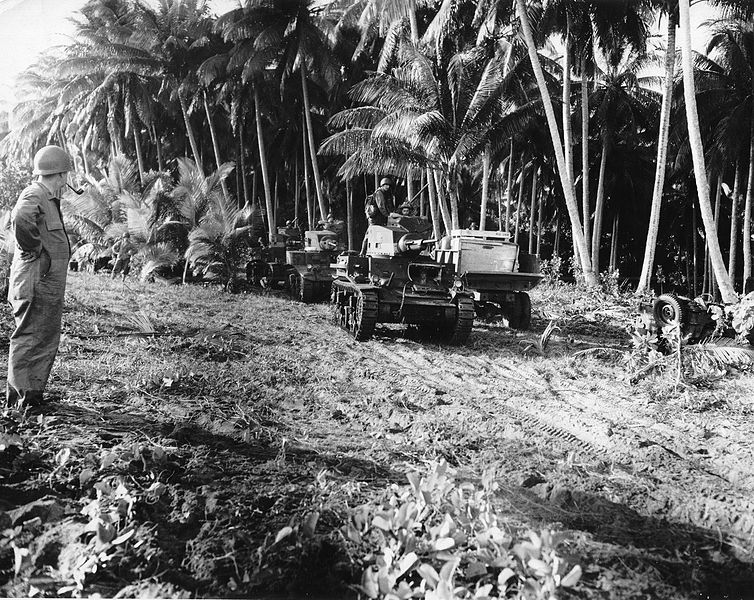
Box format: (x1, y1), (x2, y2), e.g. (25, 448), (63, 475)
(33, 145), (73, 175)
(380, 177), (393, 188)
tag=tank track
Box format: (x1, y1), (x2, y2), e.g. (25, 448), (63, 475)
(331, 282), (378, 341)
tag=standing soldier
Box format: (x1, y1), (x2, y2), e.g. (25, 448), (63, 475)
(111, 232), (136, 281)
(361, 177), (395, 255)
(6, 145), (73, 409)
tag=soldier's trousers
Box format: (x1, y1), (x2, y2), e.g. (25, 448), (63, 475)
(6, 253), (67, 406)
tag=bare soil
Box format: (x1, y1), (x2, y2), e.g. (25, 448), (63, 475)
(1, 272), (754, 599)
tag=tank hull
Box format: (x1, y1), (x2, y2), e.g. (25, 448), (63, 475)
(331, 249), (474, 344)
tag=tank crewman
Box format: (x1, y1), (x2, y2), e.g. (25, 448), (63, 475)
(110, 232), (136, 280)
(6, 145), (73, 408)
(398, 202), (416, 216)
(361, 177), (395, 255)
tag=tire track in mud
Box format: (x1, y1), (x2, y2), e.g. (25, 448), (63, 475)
(360, 340), (754, 550)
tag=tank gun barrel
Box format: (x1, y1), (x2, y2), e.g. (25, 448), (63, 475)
(401, 238), (436, 252)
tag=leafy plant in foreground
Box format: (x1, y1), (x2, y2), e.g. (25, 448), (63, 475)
(336, 461), (581, 599)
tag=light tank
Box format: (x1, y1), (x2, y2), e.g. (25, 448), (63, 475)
(286, 228), (341, 302)
(246, 226), (300, 289)
(330, 214), (474, 344)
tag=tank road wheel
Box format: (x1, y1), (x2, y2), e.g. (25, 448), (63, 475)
(653, 294), (687, 328)
(507, 292), (532, 330)
(349, 289), (378, 341)
(300, 277), (317, 303)
(438, 295), (474, 345)
(516, 292), (532, 331)
(331, 284), (348, 327)
(246, 260), (266, 286)
(289, 273), (302, 300)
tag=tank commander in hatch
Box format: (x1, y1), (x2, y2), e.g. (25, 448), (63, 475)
(361, 177), (395, 255)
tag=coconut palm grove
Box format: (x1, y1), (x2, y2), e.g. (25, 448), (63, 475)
(3, 0), (754, 598)
(0, 0), (749, 297)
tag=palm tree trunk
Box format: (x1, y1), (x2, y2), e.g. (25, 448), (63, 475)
(505, 141), (515, 233)
(203, 90), (230, 202)
(347, 179), (354, 251)
(592, 142), (608, 274)
(609, 212), (619, 272)
(480, 145), (491, 231)
(132, 126), (146, 188)
(240, 134), (250, 207)
(273, 171), (279, 232)
(294, 156), (301, 225)
(82, 125), (92, 176)
(254, 88), (275, 243)
(252, 169), (258, 207)
(729, 159), (742, 283)
(554, 208), (561, 257)
(692, 200), (699, 295)
(433, 171), (452, 233)
(536, 190), (544, 256)
(426, 168), (442, 240)
(407, 168), (414, 212)
(420, 170), (426, 217)
(449, 177), (460, 230)
(712, 174), (722, 299)
(179, 92), (203, 176)
(581, 54), (590, 259)
(528, 167), (538, 254)
(679, 0), (736, 303)
(516, 0), (596, 285)
(302, 125), (314, 231)
(514, 166), (525, 245)
(743, 117), (754, 290)
(152, 123), (165, 172)
(637, 14), (676, 295)
(563, 13), (573, 182)
(408, 0), (419, 44)
(301, 64), (328, 222)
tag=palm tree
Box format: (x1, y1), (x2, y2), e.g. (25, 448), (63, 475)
(637, 5), (678, 295)
(322, 43), (539, 235)
(185, 190), (253, 291)
(514, 0), (597, 286)
(588, 46), (658, 274)
(221, 0), (341, 224)
(699, 18), (754, 292)
(677, 0), (736, 303)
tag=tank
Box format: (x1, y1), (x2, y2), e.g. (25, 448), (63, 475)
(330, 214), (474, 344)
(246, 226), (300, 289)
(434, 230), (542, 330)
(286, 228), (341, 302)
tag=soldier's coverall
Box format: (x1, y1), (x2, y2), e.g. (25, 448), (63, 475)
(6, 182), (70, 406)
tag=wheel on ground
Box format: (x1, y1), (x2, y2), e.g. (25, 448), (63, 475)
(653, 294), (687, 328)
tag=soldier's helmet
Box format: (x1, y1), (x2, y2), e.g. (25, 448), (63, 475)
(33, 145), (73, 175)
(379, 177), (393, 188)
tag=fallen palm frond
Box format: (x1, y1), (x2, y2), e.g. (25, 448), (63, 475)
(125, 310), (155, 334)
(683, 342), (754, 374)
(522, 319), (560, 356)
